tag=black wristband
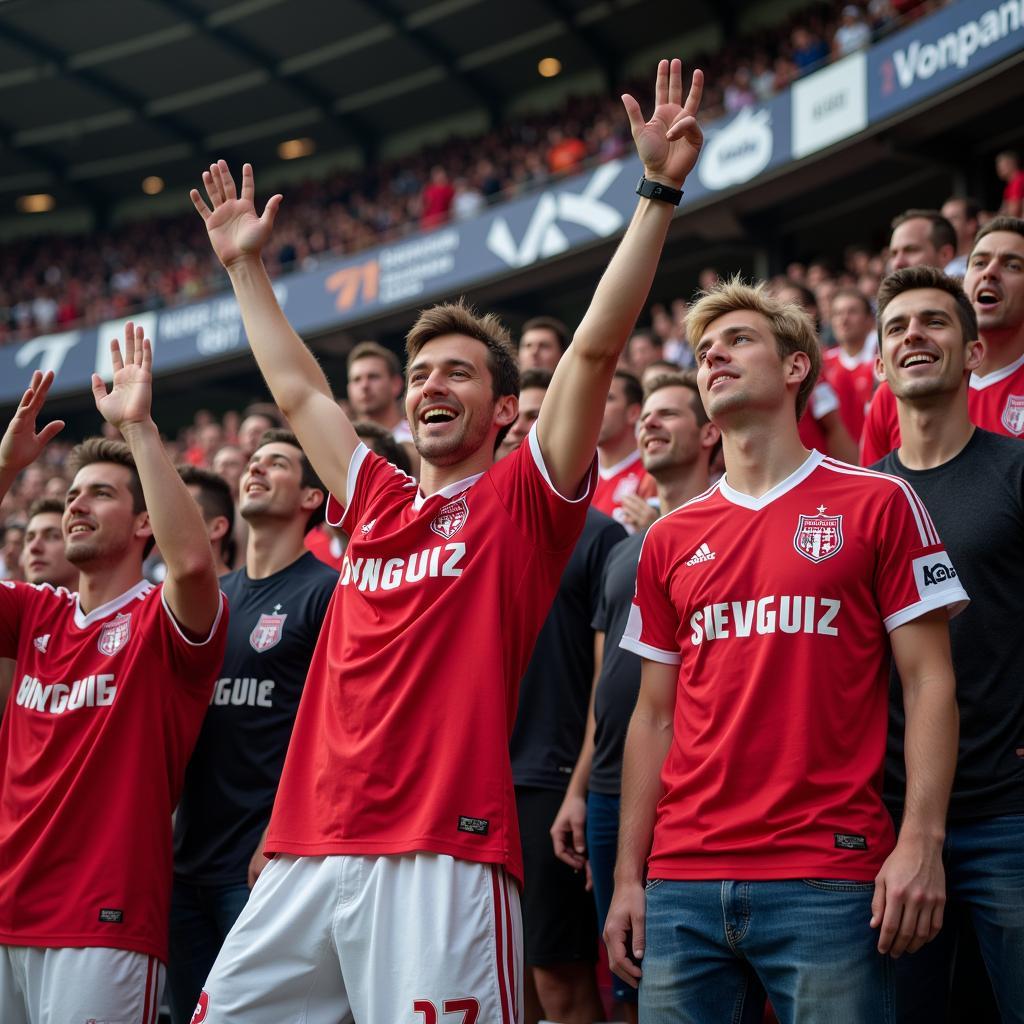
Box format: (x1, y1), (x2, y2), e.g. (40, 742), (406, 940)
(636, 176), (683, 206)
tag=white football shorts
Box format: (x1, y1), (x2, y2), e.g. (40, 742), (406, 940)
(192, 852), (522, 1024)
(0, 944), (164, 1024)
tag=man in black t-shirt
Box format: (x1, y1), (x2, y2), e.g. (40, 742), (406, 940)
(168, 429), (338, 1024)
(550, 371), (719, 1023)
(503, 368), (625, 1024)
(873, 266), (1024, 1021)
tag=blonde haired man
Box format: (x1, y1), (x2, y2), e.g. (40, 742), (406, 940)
(607, 280), (967, 1022)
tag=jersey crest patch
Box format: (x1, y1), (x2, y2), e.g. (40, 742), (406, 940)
(430, 497), (469, 539)
(250, 612), (287, 652)
(1001, 394), (1024, 435)
(613, 473), (640, 503)
(190, 992), (210, 1024)
(97, 613), (132, 656)
(793, 511), (844, 563)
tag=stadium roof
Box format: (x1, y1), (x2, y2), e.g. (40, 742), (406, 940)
(0, 0), (718, 218)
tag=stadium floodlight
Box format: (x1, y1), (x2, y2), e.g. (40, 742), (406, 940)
(278, 138), (316, 160)
(142, 176), (165, 195)
(538, 57), (562, 78)
(16, 194), (55, 214)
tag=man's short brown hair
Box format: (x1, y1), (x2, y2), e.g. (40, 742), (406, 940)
(614, 370), (643, 408)
(519, 368), (553, 392)
(405, 299), (519, 401)
(831, 287), (873, 317)
(520, 316), (569, 351)
(876, 266), (978, 344)
(972, 215), (1024, 250)
(351, 420), (413, 476)
(347, 340), (402, 377)
(68, 438), (145, 513)
(890, 209), (957, 254)
(67, 437), (153, 556)
(686, 277), (821, 420)
(177, 465), (236, 567)
(643, 370), (710, 428)
(26, 497), (66, 520)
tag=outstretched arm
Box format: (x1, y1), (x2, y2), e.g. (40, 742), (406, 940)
(0, 371), (64, 506)
(192, 162), (359, 504)
(538, 60), (704, 495)
(92, 324), (220, 638)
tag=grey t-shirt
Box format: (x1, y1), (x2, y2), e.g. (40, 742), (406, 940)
(875, 429), (1024, 821)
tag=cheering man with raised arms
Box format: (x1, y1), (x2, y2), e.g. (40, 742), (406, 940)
(0, 328), (227, 1022)
(189, 60), (704, 1024)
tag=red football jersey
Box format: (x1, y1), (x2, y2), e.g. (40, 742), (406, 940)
(796, 379), (843, 453)
(266, 428), (593, 882)
(304, 523), (345, 570)
(0, 580), (227, 961)
(593, 449), (657, 529)
(823, 341), (877, 441)
(622, 451), (968, 881)
(860, 352), (1024, 464)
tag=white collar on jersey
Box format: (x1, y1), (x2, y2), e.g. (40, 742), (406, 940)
(412, 472), (485, 511)
(832, 331), (877, 371)
(597, 447), (643, 480)
(970, 349), (1024, 390)
(718, 449), (825, 512)
(74, 579), (152, 630)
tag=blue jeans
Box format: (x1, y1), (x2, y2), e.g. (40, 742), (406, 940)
(642, 878), (894, 1024)
(586, 790), (637, 1005)
(166, 878), (252, 1024)
(893, 813), (1024, 1023)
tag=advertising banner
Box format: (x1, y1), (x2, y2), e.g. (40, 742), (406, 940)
(868, 0), (1024, 121)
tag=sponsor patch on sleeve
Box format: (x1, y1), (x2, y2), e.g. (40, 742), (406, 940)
(911, 550), (959, 601)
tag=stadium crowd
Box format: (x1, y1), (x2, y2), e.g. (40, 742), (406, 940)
(0, 0), (954, 346)
(0, 13), (1022, 1024)
(2, 190), (1022, 1023)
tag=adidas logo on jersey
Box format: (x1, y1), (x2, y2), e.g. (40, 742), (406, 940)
(686, 543), (716, 565)
(33, 634), (50, 653)
(360, 519), (376, 535)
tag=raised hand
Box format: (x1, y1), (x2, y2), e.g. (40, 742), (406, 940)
(91, 322), (154, 431)
(0, 371), (64, 476)
(622, 59), (704, 188)
(191, 160), (283, 271)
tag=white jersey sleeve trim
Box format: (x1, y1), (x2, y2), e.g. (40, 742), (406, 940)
(820, 459), (940, 547)
(326, 443), (371, 528)
(619, 635), (682, 665)
(528, 423), (594, 504)
(160, 587), (226, 647)
(883, 586), (970, 633)
(620, 602), (681, 664)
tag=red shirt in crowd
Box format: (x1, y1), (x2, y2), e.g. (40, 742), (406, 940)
(622, 451), (968, 881)
(593, 449), (657, 531)
(304, 524), (345, 570)
(267, 428), (593, 884)
(547, 137), (588, 175)
(0, 580), (227, 962)
(421, 182), (455, 228)
(823, 338), (877, 441)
